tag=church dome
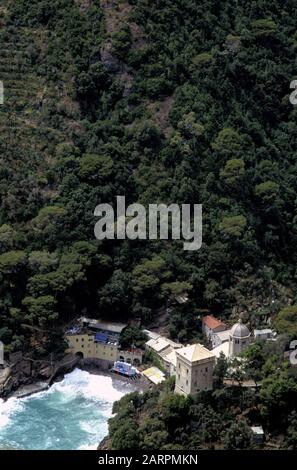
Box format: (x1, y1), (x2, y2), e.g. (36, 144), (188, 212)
(230, 319), (250, 339)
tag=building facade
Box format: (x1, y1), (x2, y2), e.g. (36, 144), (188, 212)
(145, 335), (181, 375)
(229, 320), (251, 357)
(66, 333), (119, 363)
(254, 329), (274, 341)
(211, 329), (231, 349)
(202, 315), (227, 344)
(65, 319), (143, 366)
(175, 344), (216, 396)
(118, 347), (144, 366)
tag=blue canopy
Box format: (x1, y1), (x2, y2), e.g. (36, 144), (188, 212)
(112, 361), (137, 377)
(95, 332), (108, 343)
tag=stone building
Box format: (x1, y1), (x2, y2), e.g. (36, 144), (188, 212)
(202, 315), (227, 345)
(228, 319), (251, 357)
(175, 343), (216, 396)
(66, 332), (119, 364)
(145, 335), (181, 374)
(65, 318), (141, 367)
(118, 347), (144, 366)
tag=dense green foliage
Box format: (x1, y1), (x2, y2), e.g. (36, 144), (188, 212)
(0, 0), (297, 354)
(108, 378), (255, 449)
(108, 339), (297, 449)
(0, 0), (297, 451)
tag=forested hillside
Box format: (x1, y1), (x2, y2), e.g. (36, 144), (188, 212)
(0, 0), (297, 353)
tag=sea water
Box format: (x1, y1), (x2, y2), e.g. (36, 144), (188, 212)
(0, 368), (134, 450)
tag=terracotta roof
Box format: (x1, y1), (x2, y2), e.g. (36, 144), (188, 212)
(202, 315), (226, 330)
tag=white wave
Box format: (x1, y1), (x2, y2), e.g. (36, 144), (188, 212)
(79, 420), (102, 435)
(0, 397), (24, 428)
(16, 368), (127, 404)
(78, 443), (98, 450)
(50, 368), (131, 403)
(0, 368), (137, 449)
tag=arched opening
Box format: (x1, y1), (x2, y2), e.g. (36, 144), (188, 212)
(133, 358), (140, 366)
(119, 356), (124, 362)
(126, 357), (131, 364)
(76, 351), (84, 359)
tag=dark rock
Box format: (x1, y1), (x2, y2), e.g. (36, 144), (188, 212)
(0, 367), (13, 397)
(97, 436), (110, 450)
(38, 365), (52, 379)
(48, 353), (79, 385)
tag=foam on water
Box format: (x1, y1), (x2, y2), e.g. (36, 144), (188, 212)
(0, 397), (24, 428)
(0, 368), (135, 450)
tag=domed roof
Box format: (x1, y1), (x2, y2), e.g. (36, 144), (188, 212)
(230, 319), (250, 338)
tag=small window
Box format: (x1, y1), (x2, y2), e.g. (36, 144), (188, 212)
(205, 367), (208, 372)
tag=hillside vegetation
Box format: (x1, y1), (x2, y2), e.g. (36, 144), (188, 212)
(0, 0), (297, 353)
(106, 348), (297, 450)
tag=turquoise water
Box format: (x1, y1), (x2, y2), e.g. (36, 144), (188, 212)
(0, 368), (133, 450)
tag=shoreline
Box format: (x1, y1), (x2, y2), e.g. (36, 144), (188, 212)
(0, 364), (150, 451)
(80, 363), (151, 394)
(10, 382), (49, 399)
(3, 363), (150, 402)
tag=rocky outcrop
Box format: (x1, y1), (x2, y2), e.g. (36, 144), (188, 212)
(48, 353), (80, 385)
(11, 382), (49, 399)
(97, 436), (111, 450)
(0, 359), (34, 398)
(38, 365), (52, 379)
(0, 367), (13, 397)
(0, 353), (80, 399)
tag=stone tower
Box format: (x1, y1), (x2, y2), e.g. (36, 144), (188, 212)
(229, 319), (251, 357)
(175, 343), (216, 396)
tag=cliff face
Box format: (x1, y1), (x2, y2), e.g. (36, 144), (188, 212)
(0, 367), (13, 397)
(0, 353), (79, 399)
(97, 435), (110, 450)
